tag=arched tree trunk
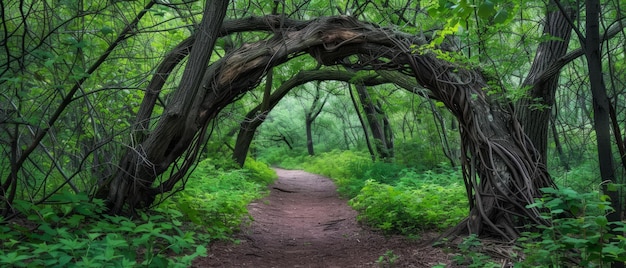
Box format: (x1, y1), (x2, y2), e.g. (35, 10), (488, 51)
(102, 15), (554, 239)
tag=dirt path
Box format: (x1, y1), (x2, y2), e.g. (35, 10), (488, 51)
(196, 169), (450, 267)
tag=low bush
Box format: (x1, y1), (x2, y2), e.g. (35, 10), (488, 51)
(517, 186), (626, 267)
(243, 157), (279, 185)
(299, 150), (467, 235)
(349, 180), (467, 235)
(0, 193), (207, 267)
(159, 157), (276, 239)
(256, 147), (307, 169)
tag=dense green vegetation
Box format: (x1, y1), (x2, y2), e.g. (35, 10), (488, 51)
(289, 151), (626, 266)
(0, 157), (276, 267)
(2, 0), (625, 266)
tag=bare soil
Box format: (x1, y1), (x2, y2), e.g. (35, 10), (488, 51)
(196, 168), (452, 267)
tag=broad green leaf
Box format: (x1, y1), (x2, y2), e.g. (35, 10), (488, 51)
(493, 9), (508, 24)
(477, 1), (495, 18)
(100, 26), (114, 35)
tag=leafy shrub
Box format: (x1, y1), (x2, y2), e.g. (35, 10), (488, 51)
(450, 235), (501, 268)
(256, 147), (307, 169)
(243, 157), (278, 185)
(349, 180), (467, 235)
(0, 194), (207, 267)
(517, 187), (626, 267)
(394, 139), (450, 169)
(302, 150), (371, 179)
(347, 160), (405, 185)
(159, 158), (275, 239)
(395, 163), (461, 188)
(302, 150), (412, 198)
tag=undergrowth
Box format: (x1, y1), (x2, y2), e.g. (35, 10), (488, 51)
(440, 187), (626, 267)
(0, 157), (276, 267)
(301, 150), (467, 236)
(158, 157), (277, 239)
(350, 180), (467, 235)
(517, 186), (626, 267)
(1, 195), (206, 267)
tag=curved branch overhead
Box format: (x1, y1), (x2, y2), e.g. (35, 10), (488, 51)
(190, 15), (552, 239)
(114, 15), (553, 239)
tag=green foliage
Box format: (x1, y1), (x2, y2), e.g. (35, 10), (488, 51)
(394, 140), (453, 171)
(552, 162), (602, 193)
(256, 146), (308, 169)
(451, 235), (501, 267)
(159, 158), (275, 239)
(299, 150), (466, 235)
(243, 157), (278, 185)
(302, 150), (370, 180)
(347, 160), (405, 185)
(517, 187), (626, 267)
(0, 194), (207, 267)
(349, 179), (467, 235)
(376, 250), (399, 268)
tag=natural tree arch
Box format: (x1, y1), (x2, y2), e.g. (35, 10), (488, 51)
(3, 2), (625, 257)
(99, 14), (554, 239)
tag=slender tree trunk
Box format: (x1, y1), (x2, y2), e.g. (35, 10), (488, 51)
(305, 117), (315, 155)
(354, 84), (394, 160)
(550, 115), (570, 170)
(584, 4), (623, 268)
(350, 85), (376, 161)
(515, 2), (574, 164)
(303, 83), (328, 156)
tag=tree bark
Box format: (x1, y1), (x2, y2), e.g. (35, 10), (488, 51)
(354, 84), (394, 160)
(102, 0), (228, 214)
(515, 2), (575, 164)
(583, 3), (623, 265)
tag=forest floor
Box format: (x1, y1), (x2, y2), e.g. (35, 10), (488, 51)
(195, 168), (453, 267)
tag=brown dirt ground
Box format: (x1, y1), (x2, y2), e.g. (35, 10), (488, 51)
(194, 168), (455, 267)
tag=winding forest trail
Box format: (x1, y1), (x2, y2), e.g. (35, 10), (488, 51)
(196, 169), (450, 267)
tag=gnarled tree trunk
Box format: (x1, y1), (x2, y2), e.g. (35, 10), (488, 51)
(100, 0), (228, 214)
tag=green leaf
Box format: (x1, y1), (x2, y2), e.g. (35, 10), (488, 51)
(595, 216), (608, 227)
(477, 1), (495, 18)
(606, 183), (620, 192)
(0, 251), (32, 264)
(493, 9), (508, 24)
(100, 26), (114, 35)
